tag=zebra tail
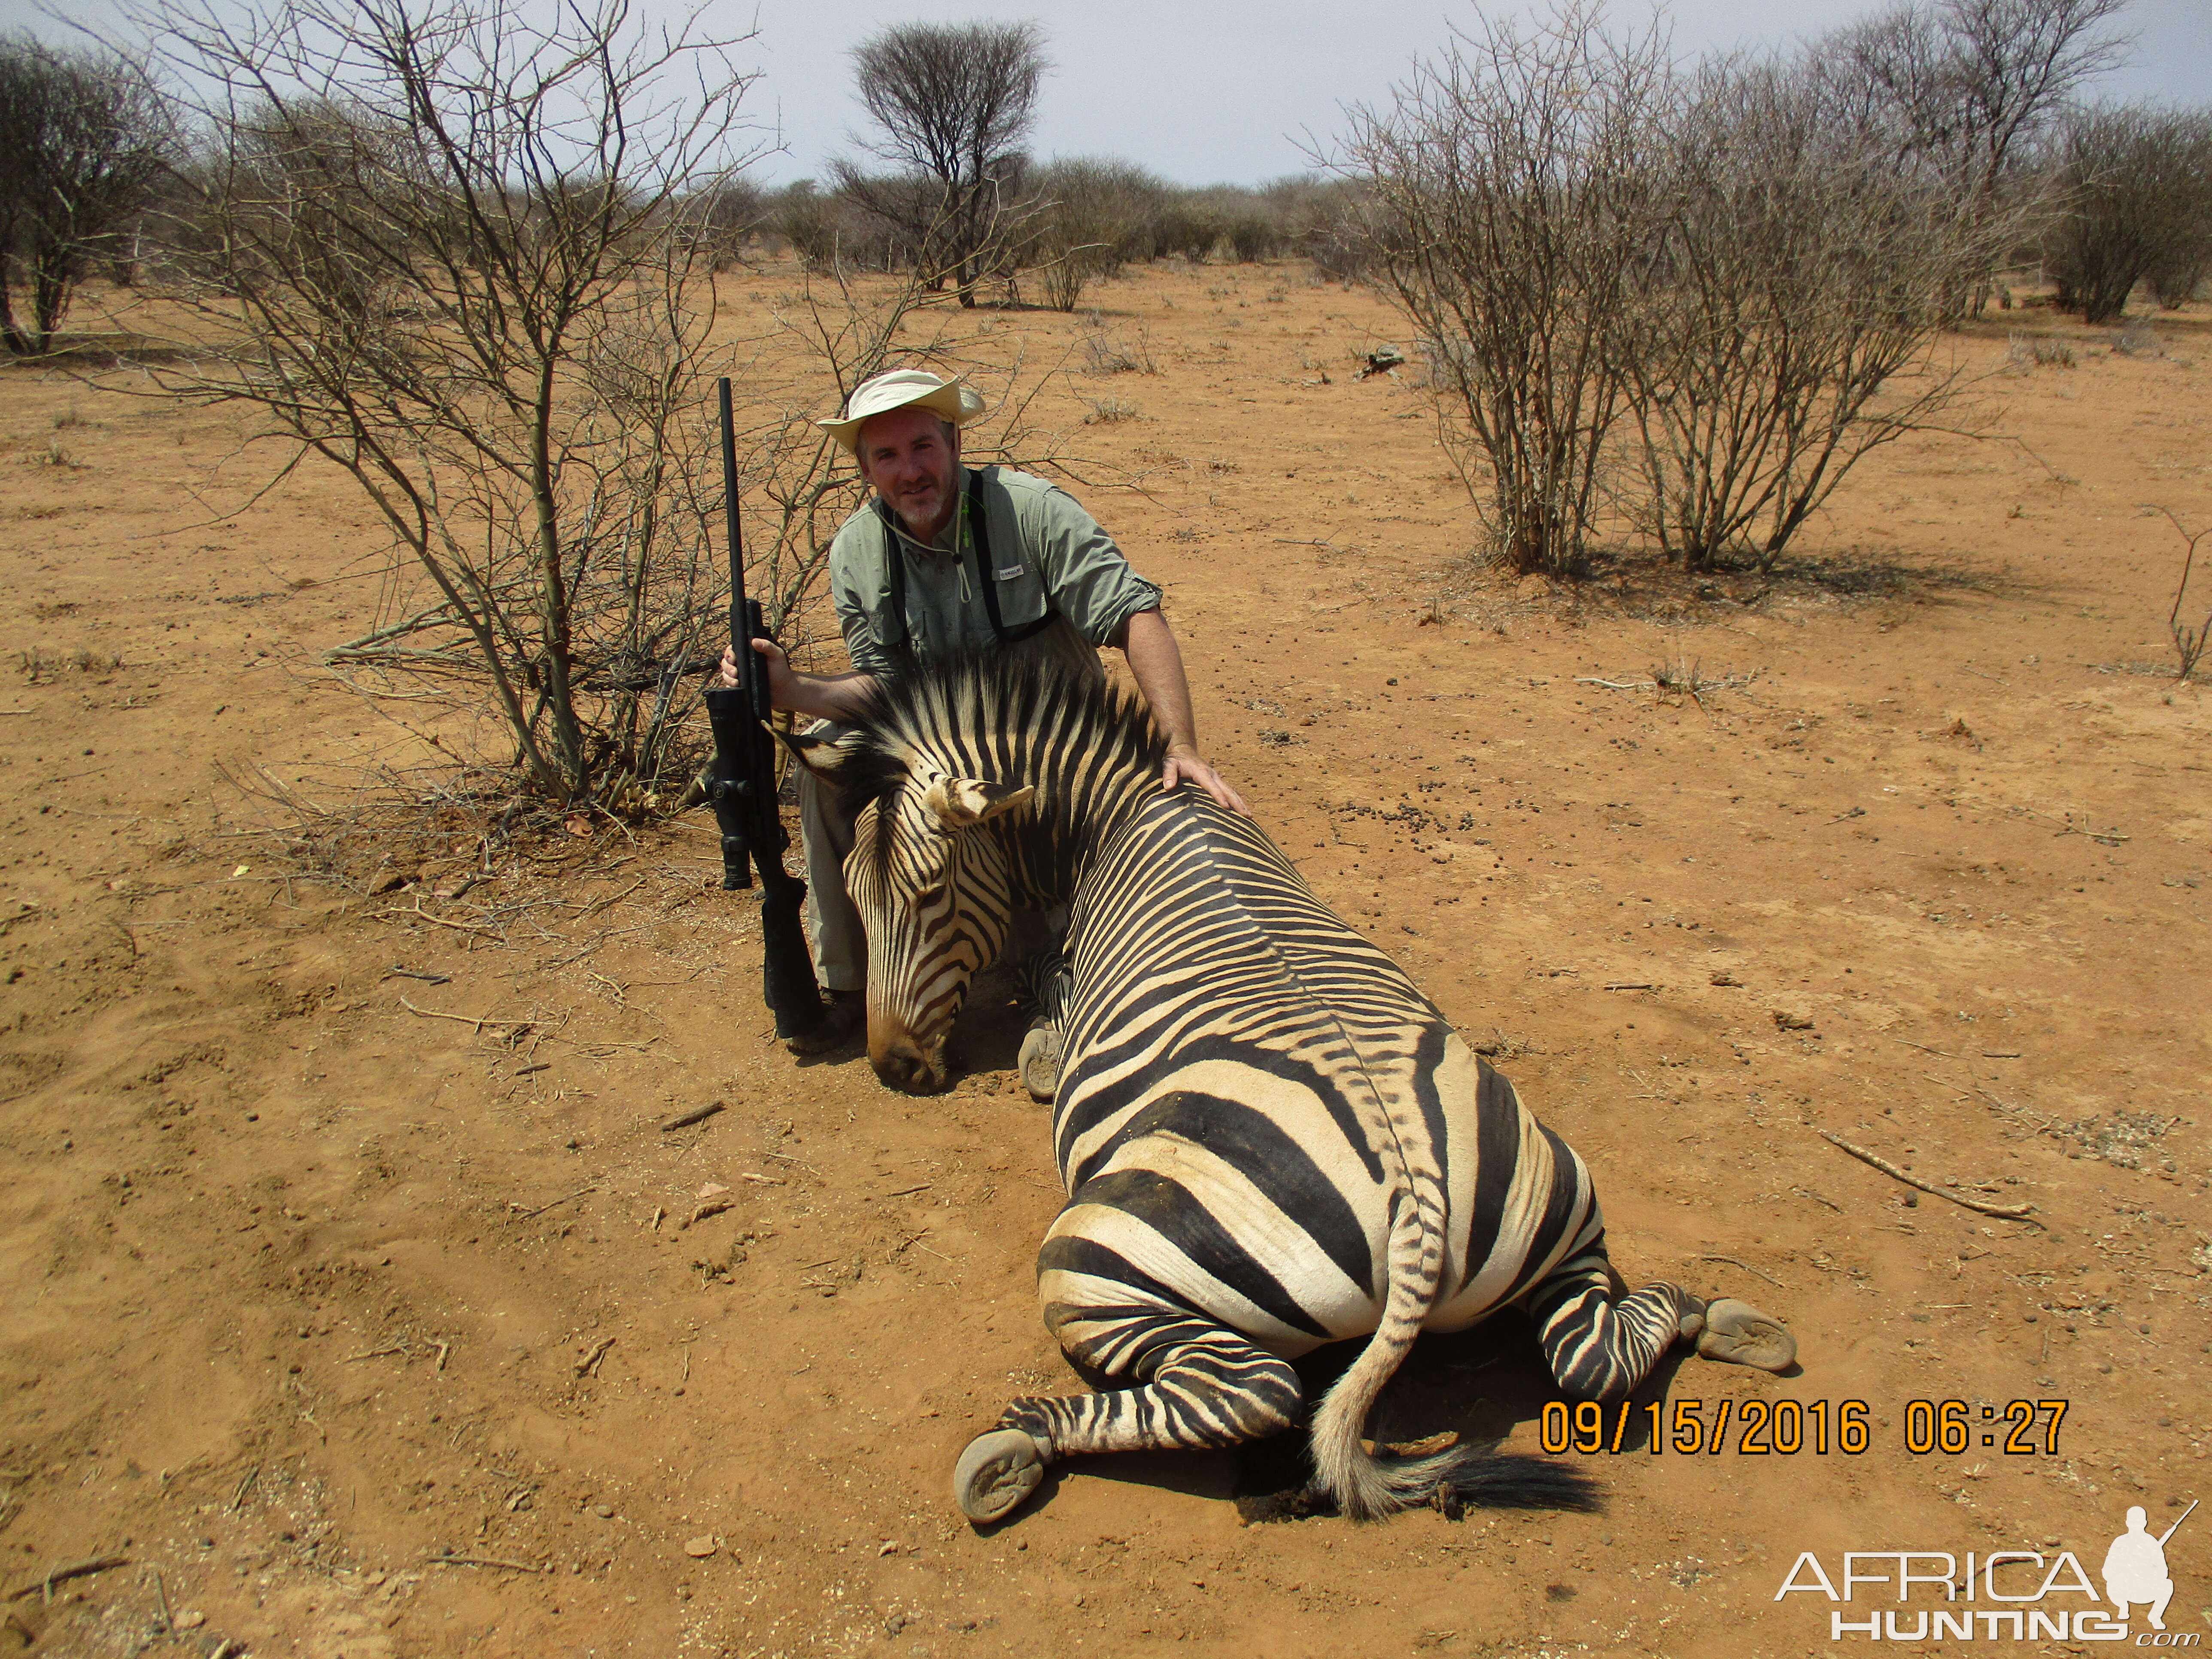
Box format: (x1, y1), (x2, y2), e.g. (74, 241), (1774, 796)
(1307, 1188), (1458, 1521)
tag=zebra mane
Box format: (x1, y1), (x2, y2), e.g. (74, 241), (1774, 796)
(833, 650), (1170, 859)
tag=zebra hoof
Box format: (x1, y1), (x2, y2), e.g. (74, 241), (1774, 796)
(1695, 1298), (1797, 1372)
(954, 1430), (1046, 1524)
(1018, 1022), (1062, 1103)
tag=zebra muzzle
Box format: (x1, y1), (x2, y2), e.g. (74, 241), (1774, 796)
(872, 1036), (950, 1095)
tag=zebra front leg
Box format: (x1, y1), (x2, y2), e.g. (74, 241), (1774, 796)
(1012, 944), (1072, 1103)
(952, 1321), (1302, 1523)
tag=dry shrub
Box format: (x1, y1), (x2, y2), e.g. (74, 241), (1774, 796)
(1344, 1), (1668, 579)
(1619, 56), (1999, 572)
(2046, 104), (2212, 325)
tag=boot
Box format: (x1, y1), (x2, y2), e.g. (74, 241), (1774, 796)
(786, 988), (865, 1056)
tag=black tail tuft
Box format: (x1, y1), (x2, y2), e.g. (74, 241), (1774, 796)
(1434, 1446), (1605, 1516)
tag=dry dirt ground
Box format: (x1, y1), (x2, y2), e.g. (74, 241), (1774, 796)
(2, 260), (2209, 1659)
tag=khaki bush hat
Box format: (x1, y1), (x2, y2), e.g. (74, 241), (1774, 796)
(817, 368), (987, 454)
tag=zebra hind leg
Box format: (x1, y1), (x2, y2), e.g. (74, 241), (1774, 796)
(952, 1323), (1302, 1524)
(1694, 1298), (1797, 1371)
(1529, 1250), (1711, 1403)
(1531, 1252), (1796, 1404)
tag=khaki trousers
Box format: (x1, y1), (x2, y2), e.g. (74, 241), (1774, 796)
(797, 720), (867, 994)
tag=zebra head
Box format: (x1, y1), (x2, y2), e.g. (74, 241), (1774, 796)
(844, 767), (1035, 1093)
(795, 655), (1165, 1094)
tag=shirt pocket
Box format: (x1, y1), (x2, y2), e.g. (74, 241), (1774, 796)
(989, 559), (1050, 632)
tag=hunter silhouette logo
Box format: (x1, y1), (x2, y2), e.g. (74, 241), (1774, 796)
(2104, 1502), (2193, 1632)
(1775, 1497), (2198, 1644)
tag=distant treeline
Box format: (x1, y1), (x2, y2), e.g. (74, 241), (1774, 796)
(687, 165), (1373, 301)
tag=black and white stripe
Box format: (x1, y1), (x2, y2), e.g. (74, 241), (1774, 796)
(814, 655), (1771, 1521)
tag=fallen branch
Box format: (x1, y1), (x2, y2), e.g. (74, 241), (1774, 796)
(1815, 1130), (2040, 1224)
(431, 1553), (549, 1574)
(6, 1555), (130, 1604)
(377, 899), (504, 938)
(517, 1183), (599, 1220)
(575, 1337), (615, 1378)
(400, 997), (532, 1035)
(1893, 1037), (1963, 1060)
(660, 1101), (724, 1132)
(1698, 1253), (1787, 1289)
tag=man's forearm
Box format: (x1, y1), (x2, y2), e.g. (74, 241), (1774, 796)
(1117, 608), (1201, 751)
(782, 668), (879, 725)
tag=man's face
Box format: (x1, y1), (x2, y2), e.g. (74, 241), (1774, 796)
(857, 406), (960, 540)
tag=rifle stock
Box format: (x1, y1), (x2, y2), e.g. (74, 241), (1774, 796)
(707, 378), (823, 1037)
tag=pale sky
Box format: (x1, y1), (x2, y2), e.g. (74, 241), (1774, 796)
(6, 0), (2206, 186)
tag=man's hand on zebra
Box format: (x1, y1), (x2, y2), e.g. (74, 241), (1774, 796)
(1163, 743), (1249, 815)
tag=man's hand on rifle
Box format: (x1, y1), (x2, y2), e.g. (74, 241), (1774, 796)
(720, 638), (798, 706)
(721, 640), (877, 726)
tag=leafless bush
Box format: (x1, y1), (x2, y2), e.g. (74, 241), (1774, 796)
(2157, 508), (2211, 681)
(132, 0), (765, 813)
(1149, 198), (1223, 262)
(2006, 330), (2077, 368)
(1343, 2), (1670, 577)
(2147, 251), (2208, 309)
(1082, 323), (1157, 375)
(1022, 158), (1166, 310)
(772, 180), (844, 268)
(1815, 0), (2132, 315)
(838, 21), (1048, 307)
(1618, 57), (1999, 571)
(0, 35), (177, 354)
(690, 177), (768, 268)
(2045, 103), (2212, 324)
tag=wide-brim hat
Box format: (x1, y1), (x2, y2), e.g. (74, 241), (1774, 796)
(817, 368), (987, 454)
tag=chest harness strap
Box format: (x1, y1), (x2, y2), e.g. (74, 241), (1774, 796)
(882, 474), (1058, 650)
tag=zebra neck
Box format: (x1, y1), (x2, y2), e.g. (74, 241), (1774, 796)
(1014, 760), (1158, 906)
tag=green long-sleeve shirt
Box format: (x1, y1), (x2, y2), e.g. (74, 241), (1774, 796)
(827, 465), (1161, 682)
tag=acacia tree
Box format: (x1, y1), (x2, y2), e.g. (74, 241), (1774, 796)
(0, 36), (174, 354)
(1817, 0), (2130, 310)
(1343, 3), (1671, 577)
(136, 0), (765, 811)
(837, 20), (1047, 307)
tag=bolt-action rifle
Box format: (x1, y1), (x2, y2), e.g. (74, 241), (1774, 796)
(703, 377), (823, 1038)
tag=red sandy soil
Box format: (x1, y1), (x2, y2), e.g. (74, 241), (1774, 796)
(2, 259), (2208, 1659)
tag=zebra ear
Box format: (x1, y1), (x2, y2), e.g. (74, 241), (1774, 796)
(773, 724), (853, 780)
(922, 777), (1036, 833)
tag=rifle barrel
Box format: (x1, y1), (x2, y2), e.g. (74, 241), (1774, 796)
(719, 377), (746, 647)
(2157, 1498), (2197, 1546)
